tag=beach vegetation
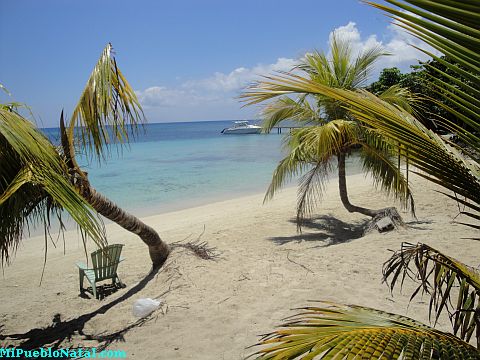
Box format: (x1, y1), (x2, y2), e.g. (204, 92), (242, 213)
(383, 242), (480, 348)
(243, 35), (416, 228)
(247, 0), (480, 357)
(0, 45), (170, 268)
(249, 243), (480, 358)
(242, 0), (480, 228)
(0, 103), (106, 266)
(369, 57), (478, 134)
(249, 301), (479, 359)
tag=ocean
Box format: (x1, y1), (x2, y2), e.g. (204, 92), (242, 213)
(41, 120), (363, 218)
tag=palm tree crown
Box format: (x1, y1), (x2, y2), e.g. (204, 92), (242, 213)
(0, 44), (170, 268)
(246, 34), (415, 227)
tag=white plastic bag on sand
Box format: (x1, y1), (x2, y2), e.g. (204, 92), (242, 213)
(132, 298), (161, 318)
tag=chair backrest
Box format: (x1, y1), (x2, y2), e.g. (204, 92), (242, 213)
(91, 244), (123, 281)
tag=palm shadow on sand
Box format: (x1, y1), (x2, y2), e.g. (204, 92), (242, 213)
(0, 267), (161, 353)
(268, 215), (370, 246)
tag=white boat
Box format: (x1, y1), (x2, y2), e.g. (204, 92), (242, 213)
(221, 121), (262, 134)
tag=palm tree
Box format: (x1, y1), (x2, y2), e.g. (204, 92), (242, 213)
(241, 2), (480, 227)
(245, 35), (415, 227)
(0, 105), (106, 266)
(246, 0), (480, 357)
(1, 44), (170, 268)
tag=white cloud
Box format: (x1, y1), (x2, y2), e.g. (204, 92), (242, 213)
(136, 21), (439, 122)
(135, 57), (298, 121)
(330, 22), (367, 47)
(184, 57), (298, 92)
(136, 86), (218, 108)
(329, 21), (437, 68)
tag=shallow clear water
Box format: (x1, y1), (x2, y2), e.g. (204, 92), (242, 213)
(42, 120), (363, 217)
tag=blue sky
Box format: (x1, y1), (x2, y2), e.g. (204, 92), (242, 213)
(0, 0), (431, 127)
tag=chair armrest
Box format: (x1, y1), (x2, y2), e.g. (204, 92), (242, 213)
(76, 261), (91, 270)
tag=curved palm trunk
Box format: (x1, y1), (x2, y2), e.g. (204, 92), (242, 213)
(79, 180), (170, 268)
(59, 118), (169, 268)
(337, 153), (380, 217)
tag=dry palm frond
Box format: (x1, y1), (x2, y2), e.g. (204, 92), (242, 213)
(383, 242), (480, 346)
(171, 227), (220, 260)
(67, 43), (145, 164)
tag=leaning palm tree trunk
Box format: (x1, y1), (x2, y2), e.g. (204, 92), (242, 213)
(59, 117), (170, 268)
(337, 152), (406, 231)
(55, 43), (173, 269)
(337, 152), (378, 217)
(78, 177), (169, 267)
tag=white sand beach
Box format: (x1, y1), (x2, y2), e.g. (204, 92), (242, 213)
(1, 173), (478, 359)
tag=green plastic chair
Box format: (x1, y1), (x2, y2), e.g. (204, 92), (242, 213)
(76, 244), (124, 299)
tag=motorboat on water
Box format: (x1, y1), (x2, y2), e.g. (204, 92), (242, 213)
(221, 121), (262, 134)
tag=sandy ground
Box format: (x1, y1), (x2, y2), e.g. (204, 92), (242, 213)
(0, 173), (478, 359)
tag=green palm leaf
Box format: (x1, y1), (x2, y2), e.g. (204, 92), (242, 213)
(264, 140), (319, 204)
(366, 1), (480, 139)
(249, 302), (480, 359)
(383, 242), (480, 346)
(360, 129), (415, 215)
(67, 43), (145, 163)
(261, 96), (322, 133)
(245, 34), (416, 225)
(242, 74), (480, 220)
(286, 120), (358, 225)
(0, 109), (106, 265)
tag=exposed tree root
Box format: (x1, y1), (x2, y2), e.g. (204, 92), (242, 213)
(364, 207), (405, 235)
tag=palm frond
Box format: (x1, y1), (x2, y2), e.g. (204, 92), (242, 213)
(383, 242), (480, 346)
(366, 1), (480, 137)
(295, 120), (359, 158)
(360, 128), (415, 215)
(296, 51), (333, 85)
(242, 73), (480, 220)
(347, 43), (387, 89)
(261, 96), (322, 133)
(367, 1), (480, 68)
(264, 121), (350, 211)
(296, 160), (333, 230)
(378, 84), (415, 114)
(264, 137), (314, 203)
(0, 109), (106, 265)
(292, 123), (356, 222)
(68, 43), (145, 163)
(249, 301), (479, 359)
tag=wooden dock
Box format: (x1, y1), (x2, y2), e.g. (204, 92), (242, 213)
(270, 126), (302, 134)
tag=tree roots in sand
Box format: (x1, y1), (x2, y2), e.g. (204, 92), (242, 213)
(364, 207), (405, 235)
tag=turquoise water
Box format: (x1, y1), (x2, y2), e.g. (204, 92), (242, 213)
(42, 120), (363, 217)
(43, 121), (285, 216)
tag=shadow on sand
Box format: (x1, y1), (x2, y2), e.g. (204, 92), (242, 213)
(268, 214), (370, 246)
(79, 282), (126, 300)
(0, 267), (161, 354)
